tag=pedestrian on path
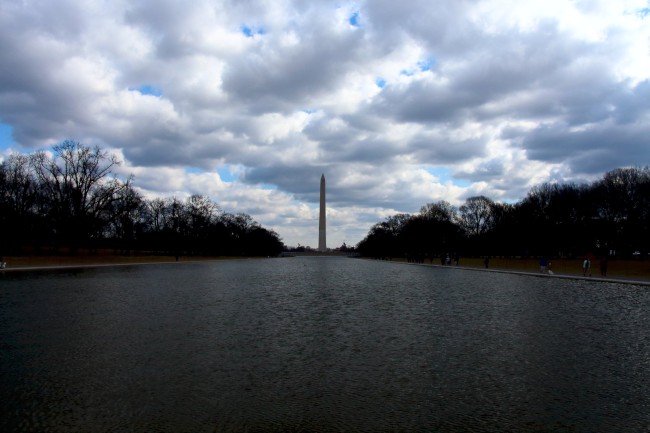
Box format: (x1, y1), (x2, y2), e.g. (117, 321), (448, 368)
(583, 257), (591, 276)
(540, 257), (548, 273)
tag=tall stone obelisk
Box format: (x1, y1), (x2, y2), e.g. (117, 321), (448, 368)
(318, 173), (326, 252)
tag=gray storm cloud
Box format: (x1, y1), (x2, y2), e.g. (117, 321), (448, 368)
(1, 0), (648, 246)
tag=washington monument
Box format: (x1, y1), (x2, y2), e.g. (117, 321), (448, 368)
(318, 174), (326, 252)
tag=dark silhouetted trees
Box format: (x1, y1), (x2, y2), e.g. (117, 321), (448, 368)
(0, 141), (284, 257)
(357, 167), (650, 260)
(357, 203), (462, 260)
(29, 140), (131, 249)
(0, 154), (41, 253)
(458, 195), (494, 237)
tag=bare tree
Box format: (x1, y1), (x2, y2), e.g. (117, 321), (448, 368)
(186, 194), (221, 233)
(1, 153), (41, 253)
(420, 200), (456, 222)
(107, 184), (145, 241)
(146, 198), (169, 233)
(29, 140), (131, 244)
(0, 153), (37, 218)
(458, 195), (494, 236)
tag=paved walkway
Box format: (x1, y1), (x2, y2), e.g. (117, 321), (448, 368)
(402, 261), (650, 287)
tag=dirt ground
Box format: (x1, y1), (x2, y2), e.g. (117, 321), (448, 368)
(1, 254), (241, 270)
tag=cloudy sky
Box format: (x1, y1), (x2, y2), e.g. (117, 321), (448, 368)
(1, 1), (649, 248)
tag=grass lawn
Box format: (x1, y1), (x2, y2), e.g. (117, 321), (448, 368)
(1, 253), (248, 270)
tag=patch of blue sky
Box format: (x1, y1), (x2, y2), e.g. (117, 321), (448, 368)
(259, 183), (277, 191)
(0, 122), (15, 151)
(375, 77), (386, 88)
(185, 166), (241, 183)
(418, 58), (436, 71)
(302, 108), (319, 114)
(217, 166), (237, 182)
(425, 166), (471, 187)
(348, 11), (361, 27)
(400, 58), (436, 77)
(241, 25), (266, 38)
(624, 7), (650, 18)
(129, 85), (163, 97)
(184, 167), (204, 175)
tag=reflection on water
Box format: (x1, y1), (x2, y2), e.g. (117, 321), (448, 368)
(2, 257), (650, 432)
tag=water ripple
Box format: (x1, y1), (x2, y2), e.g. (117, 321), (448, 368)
(2, 258), (650, 432)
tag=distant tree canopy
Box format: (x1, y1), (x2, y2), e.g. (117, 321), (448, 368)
(357, 167), (650, 260)
(0, 140), (284, 257)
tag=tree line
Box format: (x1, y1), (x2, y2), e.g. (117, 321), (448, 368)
(0, 140), (284, 257)
(357, 167), (650, 261)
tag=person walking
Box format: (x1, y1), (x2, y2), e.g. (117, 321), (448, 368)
(582, 257), (591, 276)
(539, 257), (548, 273)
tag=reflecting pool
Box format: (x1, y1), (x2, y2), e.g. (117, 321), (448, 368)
(2, 257), (650, 432)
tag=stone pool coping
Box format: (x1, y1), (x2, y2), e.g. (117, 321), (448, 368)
(406, 262), (650, 287)
(3, 257), (649, 287)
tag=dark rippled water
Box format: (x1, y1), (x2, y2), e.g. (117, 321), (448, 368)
(2, 257), (650, 432)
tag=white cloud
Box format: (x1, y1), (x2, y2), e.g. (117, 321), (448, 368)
(1, 0), (649, 247)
